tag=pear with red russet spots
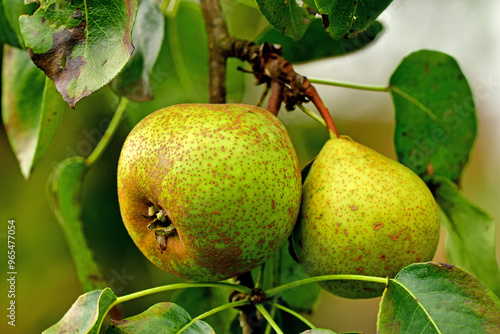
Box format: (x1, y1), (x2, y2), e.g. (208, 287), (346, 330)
(117, 103), (301, 281)
(292, 137), (440, 298)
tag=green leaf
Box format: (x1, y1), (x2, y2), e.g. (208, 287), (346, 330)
(314, 0), (392, 40)
(171, 287), (238, 334)
(1, 0), (37, 47)
(390, 50), (477, 183)
(48, 156), (107, 292)
(2, 45), (63, 179)
(43, 288), (117, 334)
(432, 176), (500, 297)
(300, 330), (337, 334)
(106, 302), (215, 334)
(110, 0), (164, 101)
(0, 1), (21, 47)
(255, 0), (315, 41)
(378, 262), (500, 333)
(256, 20), (383, 63)
(19, 0), (139, 107)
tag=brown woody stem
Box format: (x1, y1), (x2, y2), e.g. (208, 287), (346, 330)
(200, 0), (230, 103)
(302, 79), (339, 137)
(266, 80), (283, 116)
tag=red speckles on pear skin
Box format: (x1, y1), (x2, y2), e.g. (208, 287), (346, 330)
(117, 104), (302, 282)
(292, 137), (440, 299)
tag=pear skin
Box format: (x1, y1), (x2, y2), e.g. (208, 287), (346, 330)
(292, 137), (440, 298)
(118, 104), (302, 282)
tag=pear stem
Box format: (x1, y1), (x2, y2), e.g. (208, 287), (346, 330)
(85, 98), (128, 166)
(176, 299), (251, 334)
(265, 274), (388, 298)
(302, 79), (340, 138)
(271, 302), (316, 329)
(256, 303), (284, 334)
(308, 77), (390, 92)
(298, 104), (327, 127)
(110, 282), (252, 308)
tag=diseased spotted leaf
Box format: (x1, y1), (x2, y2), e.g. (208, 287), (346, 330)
(391, 50), (476, 183)
(19, 0), (139, 107)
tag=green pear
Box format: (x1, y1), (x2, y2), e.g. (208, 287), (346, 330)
(292, 137), (440, 298)
(117, 103), (302, 282)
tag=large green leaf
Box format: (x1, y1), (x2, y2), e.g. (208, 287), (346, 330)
(110, 0), (164, 101)
(390, 50), (477, 183)
(378, 262), (500, 333)
(2, 45), (63, 179)
(256, 20), (383, 63)
(44, 288), (117, 334)
(433, 176), (500, 297)
(314, 0), (392, 40)
(171, 287), (238, 334)
(48, 156), (107, 292)
(106, 302), (215, 333)
(255, 0), (315, 41)
(19, 0), (139, 107)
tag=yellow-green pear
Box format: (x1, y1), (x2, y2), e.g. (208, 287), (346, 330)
(117, 103), (301, 282)
(292, 137), (440, 298)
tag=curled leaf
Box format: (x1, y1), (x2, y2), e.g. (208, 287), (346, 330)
(43, 288), (117, 334)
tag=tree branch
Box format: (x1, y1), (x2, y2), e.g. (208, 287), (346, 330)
(227, 39), (339, 136)
(200, 0), (230, 103)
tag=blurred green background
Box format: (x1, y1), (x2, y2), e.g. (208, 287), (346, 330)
(1, 0), (499, 333)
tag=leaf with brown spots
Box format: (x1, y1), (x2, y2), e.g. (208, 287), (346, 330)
(2, 46), (63, 179)
(19, 0), (138, 108)
(378, 262), (500, 333)
(390, 50), (477, 184)
(43, 288), (117, 334)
